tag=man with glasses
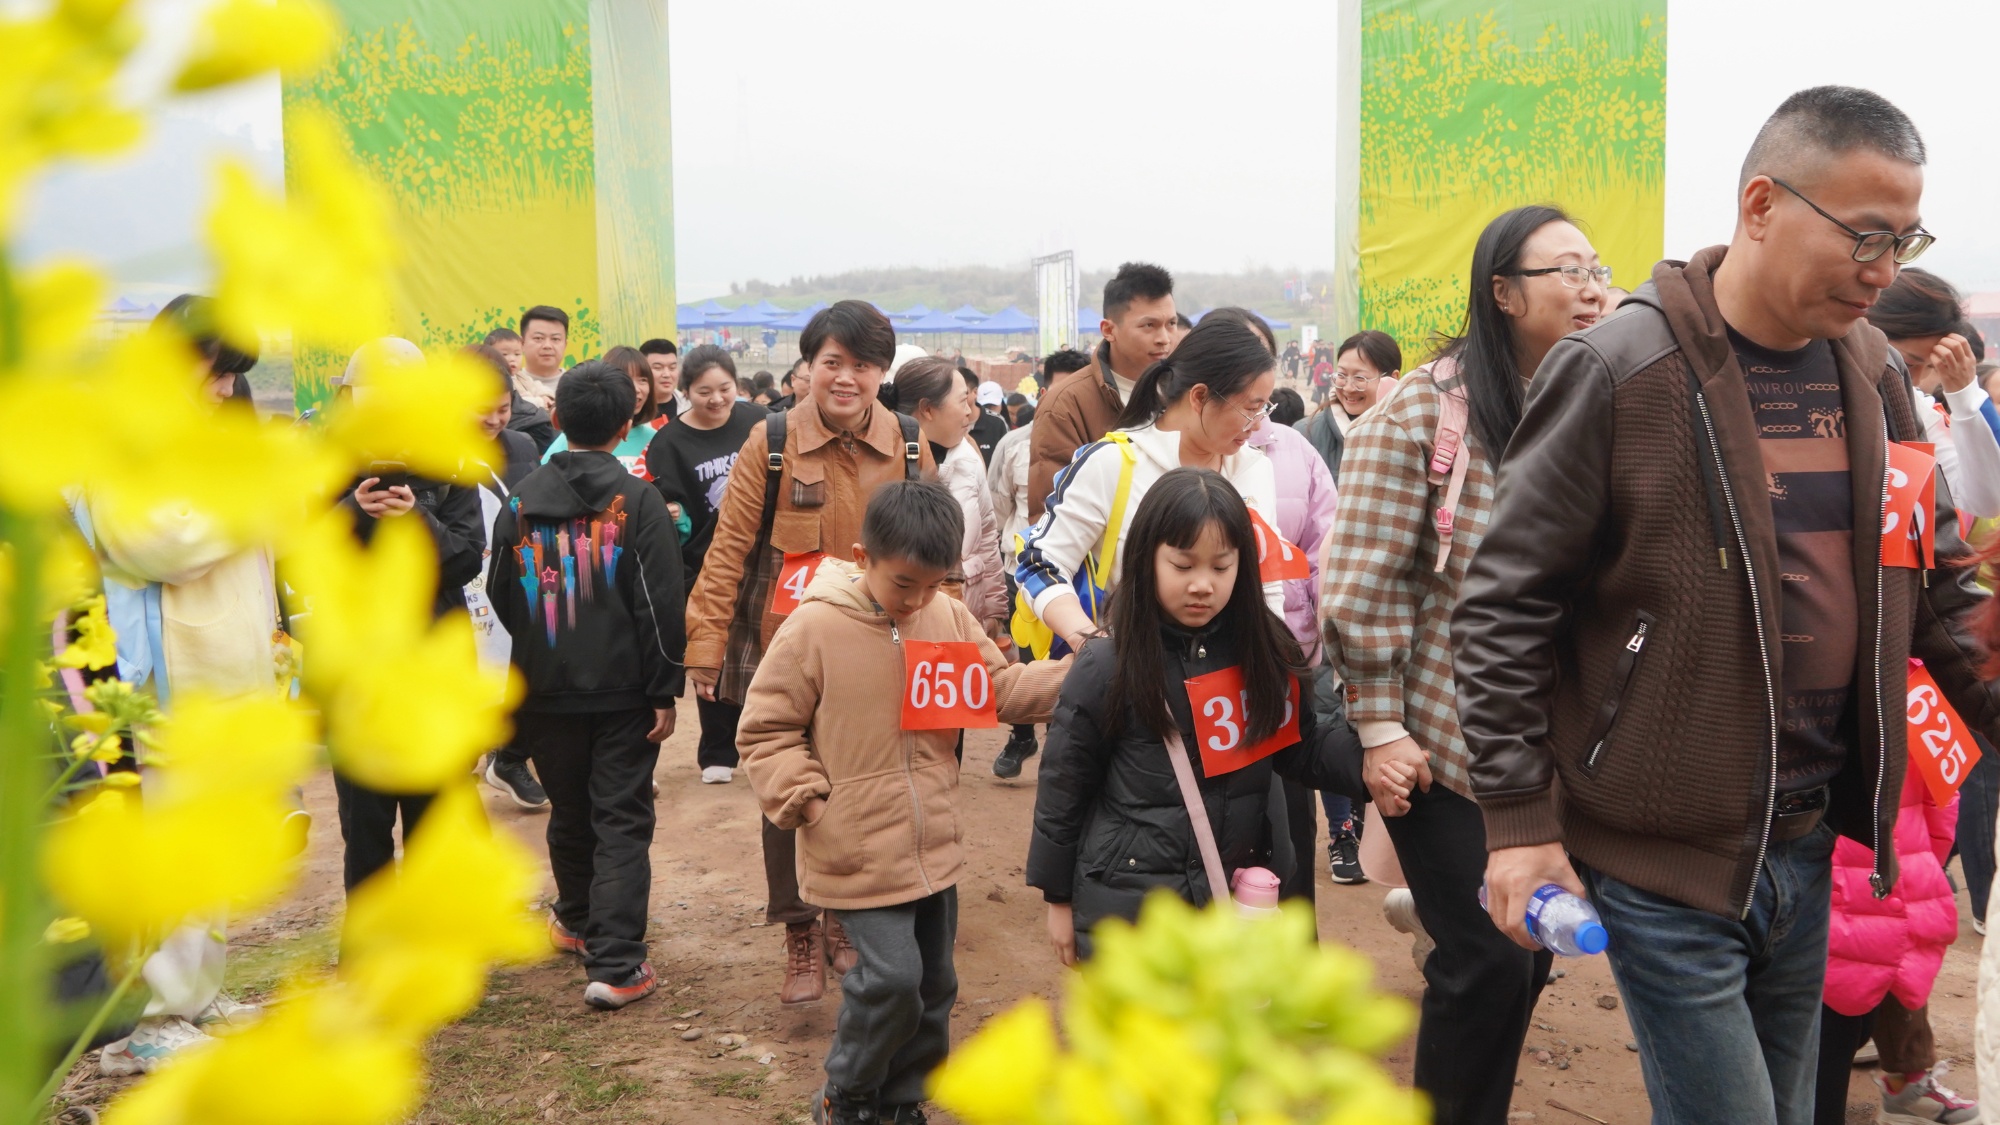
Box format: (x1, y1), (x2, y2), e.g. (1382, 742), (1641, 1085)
(1453, 86), (2000, 1124)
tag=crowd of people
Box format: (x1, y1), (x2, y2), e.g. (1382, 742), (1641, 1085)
(75, 84), (2000, 1125)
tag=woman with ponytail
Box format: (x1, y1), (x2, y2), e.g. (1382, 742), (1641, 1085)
(1015, 316), (1285, 657)
(881, 356), (1009, 631)
(1318, 204), (1607, 1125)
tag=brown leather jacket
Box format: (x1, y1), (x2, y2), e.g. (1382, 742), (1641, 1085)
(1027, 342), (1125, 521)
(1453, 246), (2000, 918)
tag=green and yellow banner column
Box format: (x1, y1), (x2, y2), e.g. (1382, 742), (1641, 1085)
(283, 0), (674, 412)
(1336, 0), (1665, 354)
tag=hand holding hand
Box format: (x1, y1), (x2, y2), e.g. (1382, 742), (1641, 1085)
(1364, 736), (1433, 817)
(689, 667), (719, 702)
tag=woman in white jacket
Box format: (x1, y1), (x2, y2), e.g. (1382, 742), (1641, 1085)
(1017, 317), (1284, 657)
(885, 357), (1009, 631)
(1866, 269), (2000, 519)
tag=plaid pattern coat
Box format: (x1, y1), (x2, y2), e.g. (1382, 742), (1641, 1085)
(1318, 359), (1495, 798)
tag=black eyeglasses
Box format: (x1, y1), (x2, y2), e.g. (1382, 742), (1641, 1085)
(1510, 264), (1614, 290)
(1770, 178), (1935, 264)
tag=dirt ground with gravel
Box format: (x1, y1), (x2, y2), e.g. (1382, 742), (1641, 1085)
(57, 722), (1989, 1125)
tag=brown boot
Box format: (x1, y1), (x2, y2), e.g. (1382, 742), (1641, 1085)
(824, 913), (860, 977)
(780, 920), (826, 1005)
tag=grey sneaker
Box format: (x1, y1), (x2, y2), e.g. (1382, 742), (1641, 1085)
(485, 754), (549, 810)
(1877, 1064), (1979, 1124)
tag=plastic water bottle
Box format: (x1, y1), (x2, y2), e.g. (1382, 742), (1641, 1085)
(1478, 883), (1608, 956)
(1232, 867), (1282, 919)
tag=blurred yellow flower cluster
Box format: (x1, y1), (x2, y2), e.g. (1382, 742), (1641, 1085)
(931, 894), (1429, 1125)
(0, 1), (538, 1121)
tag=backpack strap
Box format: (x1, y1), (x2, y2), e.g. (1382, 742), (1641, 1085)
(1163, 729), (1233, 908)
(1423, 360), (1473, 575)
(1083, 431), (1139, 615)
(897, 412), (922, 480)
(756, 411), (789, 550)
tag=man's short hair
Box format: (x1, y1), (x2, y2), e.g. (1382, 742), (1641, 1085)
(640, 338), (678, 356)
(1043, 348), (1091, 381)
(521, 305), (570, 335)
(1103, 262), (1174, 322)
(800, 300), (896, 370)
(958, 366), (979, 392)
(1740, 86), (1926, 189)
(861, 480), (963, 572)
(554, 360), (634, 447)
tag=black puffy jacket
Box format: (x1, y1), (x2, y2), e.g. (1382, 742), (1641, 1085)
(1026, 620), (1366, 956)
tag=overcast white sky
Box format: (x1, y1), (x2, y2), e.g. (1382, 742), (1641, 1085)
(22, 0), (2000, 299)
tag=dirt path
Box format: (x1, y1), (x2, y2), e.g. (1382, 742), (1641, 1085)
(60, 722), (1988, 1124)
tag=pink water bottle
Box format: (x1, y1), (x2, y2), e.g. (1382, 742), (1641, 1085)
(1232, 867), (1282, 918)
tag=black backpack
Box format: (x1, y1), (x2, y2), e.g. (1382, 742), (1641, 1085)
(753, 409), (923, 547)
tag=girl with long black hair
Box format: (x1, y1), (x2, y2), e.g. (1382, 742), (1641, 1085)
(1318, 204), (1607, 1125)
(1025, 468), (1370, 962)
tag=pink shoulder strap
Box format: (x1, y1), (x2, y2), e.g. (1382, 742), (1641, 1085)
(1164, 730), (1233, 907)
(1424, 358), (1473, 575)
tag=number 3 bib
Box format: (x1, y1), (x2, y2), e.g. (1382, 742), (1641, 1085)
(902, 640), (998, 730)
(1184, 665), (1301, 776)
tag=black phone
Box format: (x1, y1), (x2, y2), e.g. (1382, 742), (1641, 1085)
(366, 461), (410, 491)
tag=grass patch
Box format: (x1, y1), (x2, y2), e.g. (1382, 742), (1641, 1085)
(222, 920), (340, 999)
(419, 970), (654, 1124)
(693, 1070), (765, 1101)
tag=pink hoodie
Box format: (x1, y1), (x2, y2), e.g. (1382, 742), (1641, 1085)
(1823, 756), (1959, 1016)
(1246, 419), (1338, 661)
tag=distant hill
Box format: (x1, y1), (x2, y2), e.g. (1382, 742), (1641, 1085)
(720, 265), (1340, 325)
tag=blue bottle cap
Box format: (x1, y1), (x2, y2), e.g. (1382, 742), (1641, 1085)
(1575, 920), (1609, 955)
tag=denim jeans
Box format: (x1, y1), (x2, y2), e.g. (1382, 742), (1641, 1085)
(1957, 739), (1997, 923)
(1581, 823), (1837, 1125)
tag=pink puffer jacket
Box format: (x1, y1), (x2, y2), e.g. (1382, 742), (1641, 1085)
(1824, 758), (1958, 1016)
(1246, 419), (1338, 661)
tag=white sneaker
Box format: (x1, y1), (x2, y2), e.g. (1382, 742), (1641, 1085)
(701, 766), (734, 785)
(99, 1016), (211, 1075)
(1382, 888), (1436, 973)
(1976, 917), (1987, 937)
(192, 993), (261, 1032)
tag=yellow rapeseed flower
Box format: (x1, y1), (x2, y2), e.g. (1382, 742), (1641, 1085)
(55, 593), (116, 669)
(104, 987), (423, 1125)
(284, 514), (518, 791)
(207, 108), (395, 352)
(142, 692), (316, 797)
(341, 785), (545, 1036)
(322, 346), (499, 483)
(44, 916), (92, 944)
(42, 786), (297, 944)
(929, 999), (1058, 1125)
(0, 2), (143, 227)
(173, 0), (339, 91)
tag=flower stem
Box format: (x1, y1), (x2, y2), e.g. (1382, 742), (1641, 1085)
(29, 956), (144, 1114)
(0, 510), (53, 1125)
(36, 756), (94, 812)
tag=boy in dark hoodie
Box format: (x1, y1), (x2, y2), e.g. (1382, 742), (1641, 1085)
(488, 361), (687, 1011)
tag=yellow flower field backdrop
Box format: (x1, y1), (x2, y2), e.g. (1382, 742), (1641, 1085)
(283, 0), (675, 411)
(1357, 0), (1665, 355)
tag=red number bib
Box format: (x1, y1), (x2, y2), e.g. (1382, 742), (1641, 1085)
(901, 640), (998, 730)
(1908, 658), (1982, 804)
(1883, 442), (1937, 570)
(1184, 665), (1301, 776)
(1249, 508), (1310, 582)
(773, 552), (825, 616)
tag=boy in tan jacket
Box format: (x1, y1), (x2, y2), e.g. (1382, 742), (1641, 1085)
(739, 481), (1069, 1125)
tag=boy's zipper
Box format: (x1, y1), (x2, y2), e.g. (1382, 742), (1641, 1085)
(1693, 388), (1779, 919)
(888, 621), (935, 896)
(1581, 612), (1655, 775)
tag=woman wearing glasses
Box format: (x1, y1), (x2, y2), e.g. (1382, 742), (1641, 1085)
(1318, 204), (1606, 1125)
(1016, 316), (1286, 659)
(1296, 330), (1403, 486)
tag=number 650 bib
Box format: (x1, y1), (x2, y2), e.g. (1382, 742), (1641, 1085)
(901, 640), (998, 730)
(1184, 665), (1301, 776)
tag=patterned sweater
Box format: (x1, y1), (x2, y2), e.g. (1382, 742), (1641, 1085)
(1318, 360), (1495, 798)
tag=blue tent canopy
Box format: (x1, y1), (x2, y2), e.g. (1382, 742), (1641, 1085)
(675, 303), (710, 329)
(898, 311), (974, 334)
(109, 295), (144, 312)
(946, 304), (987, 322)
(748, 299), (786, 316)
(893, 304), (932, 320)
(962, 305), (1037, 335)
(765, 303), (827, 331)
(695, 299), (729, 315)
(705, 305), (778, 327)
